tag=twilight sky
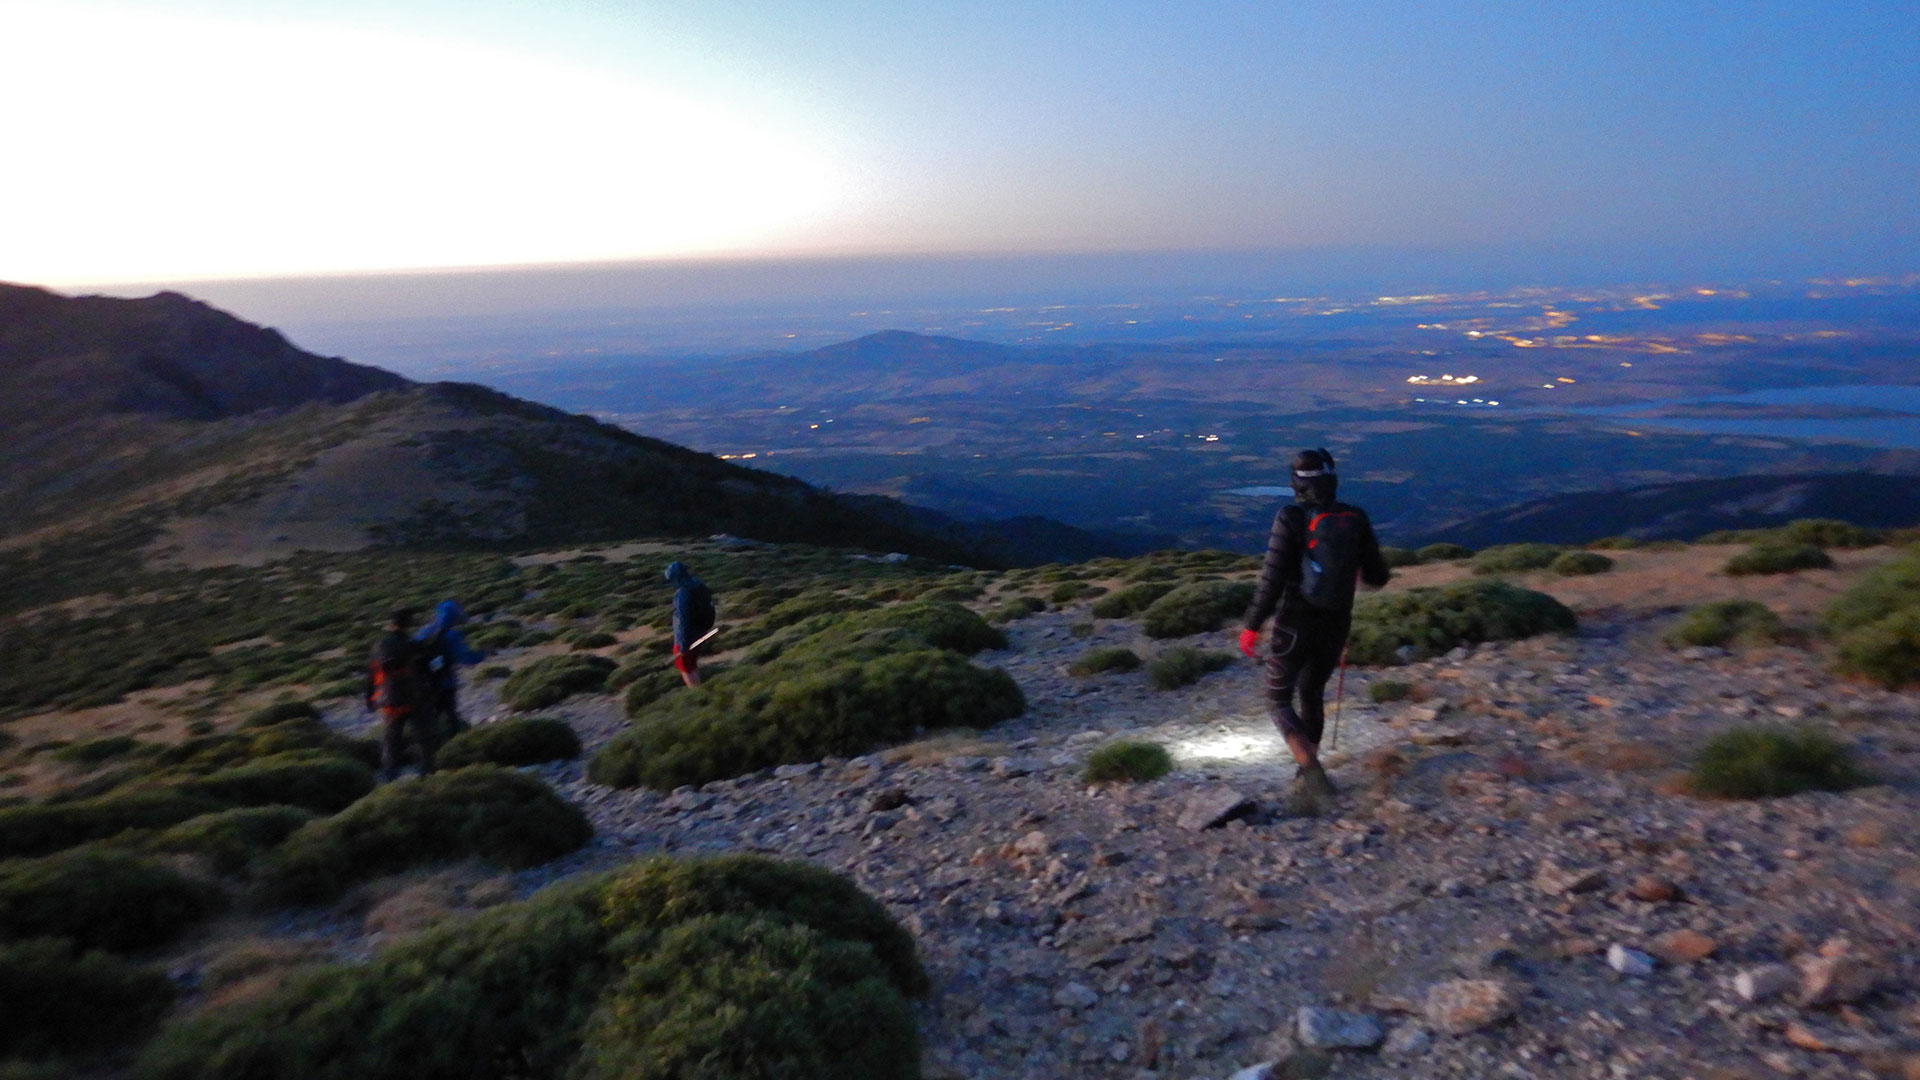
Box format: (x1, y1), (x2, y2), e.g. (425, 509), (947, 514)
(4, 0), (1917, 286)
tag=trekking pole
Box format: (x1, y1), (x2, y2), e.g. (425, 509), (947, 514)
(665, 626), (721, 667)
(1329, 643), (1350, 752)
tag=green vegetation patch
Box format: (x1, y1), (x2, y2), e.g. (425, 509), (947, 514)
(0, 847), (222, 953)
(241, 700), (320, 728)
(148, 805), (316, 875)
(501, 654), (617, 711)
(1082, 741), (1172, 783)
(1089, 581), (1177, 618)
(1724, 542), (1833, 576)
(1068, 647), (1140, 677)
(593, 602), (1023, 790)
(1367, 679), (1414, 704)
(437, 719), (582, 769)
(1700, 518), (1885, 549)
(138, 854), (924, 1080)
(1347, 579), (1577, 665)
(1415, 542), (1474, 562)
(259, 766), (592, 904)
(1145, 646), (1236, 691)
(1470, 543), (1562, 575)
(1048, 581), (1106, 604)
(1379, 546), (1421, 568)
(1664, 600), (1790, 649)
(47, 736), (146, 767)
(0, 938), (176, 1058)
(1823, 547), (1920, 686)
(1550, 550), (1614, 576)
(1691, 725), (1868, 799)
(1139, 581), (1256, 639)
(987, 595), (1045, 623)
(0, 788), (226, 860)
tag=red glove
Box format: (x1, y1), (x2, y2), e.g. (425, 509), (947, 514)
(1238, 628), (1260, 658)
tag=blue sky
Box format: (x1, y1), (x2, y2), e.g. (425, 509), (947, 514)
(3, 0), (1916, 285)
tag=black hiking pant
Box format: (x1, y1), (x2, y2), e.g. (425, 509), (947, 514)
(1264, 605), (1351, 746)
(380, 707), (442, 779)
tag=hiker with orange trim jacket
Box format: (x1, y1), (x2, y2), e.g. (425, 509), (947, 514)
(665, 561), (715, 688)
(365, 608), (439, 781)
(1238, 448), (1391, 812)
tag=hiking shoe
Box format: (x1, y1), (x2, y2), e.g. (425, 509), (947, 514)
(1286, 770), (1326, 817)
(1303, 764), (1338, 801)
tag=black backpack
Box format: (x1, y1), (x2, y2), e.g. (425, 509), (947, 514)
(369, 633), (428, 712)
(1290, 503), (1365, 611)
(685, 583), (716, 638)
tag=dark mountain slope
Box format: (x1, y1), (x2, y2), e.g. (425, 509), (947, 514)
(1418, 471), (1920, 547)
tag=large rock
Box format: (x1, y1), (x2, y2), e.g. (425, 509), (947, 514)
(1607, 944), (1656, 976)
(1732, 963), (1796, 1003)
(1295, 1006), (1383, 1049)
(1053, 981), (1099, 1010)
(1798, 952), (1877, 1006)
(1423, 978), (1518, 1034)
(1648, 928), (1716, 964)
(1178, 787), (1257, 831)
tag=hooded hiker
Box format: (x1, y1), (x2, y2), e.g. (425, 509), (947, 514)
(664, 561), (716, 688)
(415, 598), (485, 735)
(366, 608), (442, 780)
(1238, 448), (1391, 812)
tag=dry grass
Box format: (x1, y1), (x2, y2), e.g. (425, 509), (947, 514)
(880, 731), (1001, 766)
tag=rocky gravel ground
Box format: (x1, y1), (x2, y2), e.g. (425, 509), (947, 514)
(330, 601), (1920, 1080)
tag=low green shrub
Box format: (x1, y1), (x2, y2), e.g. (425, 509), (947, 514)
(1586, 536), (1642, 550)
(437, 719), (582, 769)
(476, 664), (511, 680)
(1090, 581), (1177, 618)
(1470, 543), (1561, 575)
(1551, 550), (1614, 576)
(1068, 647), (1140, 677)
(987, 596), (1045, 623)
(850, 602), (1006, 654)
(622, 668), (686, 717)
(1690, 726), (1868, 798)
(1139, 581), (1256, 639)
(0, 938), (175, 1057)
(0, 788), (225, 859)
(1832, 607), (1920, 689)
(1415, 542), (1473, 562)
(1379, 546), (1421, 568)
(149, 805), (315, 875)
(1823, 547), (1920, 635)
(1664, 600), (1789, 648)
(1082, 741), (1172, 782)
(1145, 646), (1235, 690)
(1725, 542), (1832, 576)
(572, 914), (917, 1080)
(564, 630), (619, 650)
(138, 854), (924, 1080)
(242, 700), (319, 728)
(1780, 518), (1884, 548)
(47, 736), (144, 766)
(172, 753), (375, 815)
(593, 651), (1023, 790)
(0, 848), (222, 952)
(464, 622), (521, 650)
(1367, 679), (1414, 703)
(501, 655), (617, 711)
(1347, 579), (1577, 665)
(762, 591), (878, 631)
(1048, 581), (1105, 604)
(258, 766), (592, 904)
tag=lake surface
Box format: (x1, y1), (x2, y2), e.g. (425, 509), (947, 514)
(1564, 384), (1920, 448)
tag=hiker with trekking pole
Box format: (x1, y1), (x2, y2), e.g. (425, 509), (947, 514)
(1238, 448), (1391, 814)
(664, 561), (717, 688)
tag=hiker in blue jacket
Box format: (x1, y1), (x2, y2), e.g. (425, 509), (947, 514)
(416, 599), (485, 734)
(665, 562), (715, 687)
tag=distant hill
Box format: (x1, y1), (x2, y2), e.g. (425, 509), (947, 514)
(0, 285), (1145, 593)
(1417, 471), (1920, 547)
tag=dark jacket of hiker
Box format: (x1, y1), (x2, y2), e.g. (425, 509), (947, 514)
(1243, 477), (1390, 630)
(665, 562), (715, 652)
(365, 630), (427, 715)
(415, 599), (483, 693)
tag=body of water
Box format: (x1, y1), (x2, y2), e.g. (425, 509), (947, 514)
(1564, 384), (1920, 449)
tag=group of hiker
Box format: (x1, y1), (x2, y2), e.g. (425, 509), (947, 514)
(364, 565), (717, 780)
(364, 449), (1376, 809)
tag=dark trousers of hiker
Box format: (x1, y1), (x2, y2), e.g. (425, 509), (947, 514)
(434, 684), (468, 735)
(1264, 606), (1350, 746)
(380, 707), (441, 779)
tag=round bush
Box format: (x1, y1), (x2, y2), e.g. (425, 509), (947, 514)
(622, 668), (686, 718)
(1082, 741), (1172, 783)
(1586, 536), (1642, 550)
(1346, 579), (1577, 665)
(571, 914), (918, 1080)
(1470, 543), (1561, 575)
(1068, 647), (1140, 677)
(1724, 542), (1833, 577)
(149, 805), (316, 875)
(1089, 581), (1176, 619)
(1366, 679), (1414, 703)
(1379, 546), (1421, 569)
(1145, 646), (1235, 690)
(1691, 726), (1867, 799)
(173, 752), (376, 815)
(852, 601), (1006, 654)
(987, 596), (1045, 623)
(1833, 607), (1920, 689)
(1823, 547), (1920, 636)
(1415, 542), (1473, 563)
(0, 938), (176, 1057)
(501, 654), (617, 711)
(1664, 600), (1788, 649)
(436, 719), (582, 769)
(1049, 581), (1105, 603)
(0, 788), (226, 859)
(259, 766), (592, 904)
(1780, 518), (1884, 548)
(48, 736), (145, 767)
(242, 700), (318, 729)
(1551, 550), (1614, 576)
(1139, 581), (1256, 639)
(0, 847), (222, 952)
